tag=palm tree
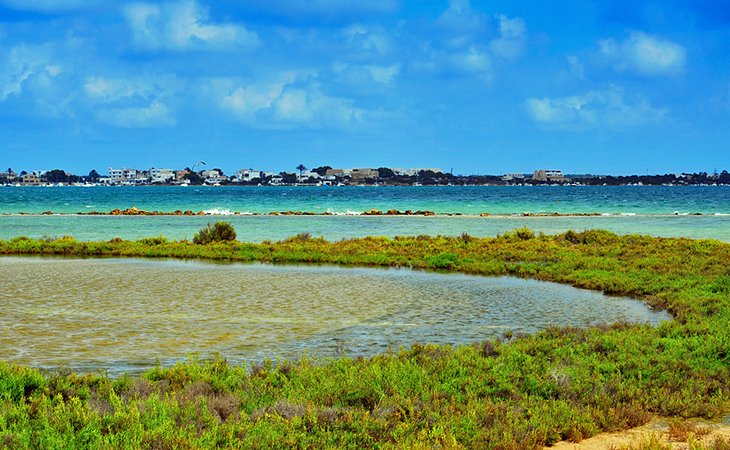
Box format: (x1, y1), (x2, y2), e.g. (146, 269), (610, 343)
(296, 164), (307, 181)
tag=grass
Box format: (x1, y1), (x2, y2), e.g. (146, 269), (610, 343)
(0, 229), (729, 448)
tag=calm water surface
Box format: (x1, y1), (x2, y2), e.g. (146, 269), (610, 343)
(2, 214), (729, 242)
(1, 185), (729, 241)
(0, 257), (670, 373)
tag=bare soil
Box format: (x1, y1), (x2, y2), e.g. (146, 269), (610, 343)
(548, 417), (730, 449)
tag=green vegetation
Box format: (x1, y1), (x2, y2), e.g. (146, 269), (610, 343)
(0, 230), (729, 448)
(192, 221), (237, 245)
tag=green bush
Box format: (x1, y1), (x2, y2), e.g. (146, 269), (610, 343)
(192, 221), (237, 245)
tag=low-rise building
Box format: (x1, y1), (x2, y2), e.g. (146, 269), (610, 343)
(393, 168), (444, 176)
(235, 168), (263, 183)
(108, 167), (138, 184)
(175, 170), (189, 182)
(21, 173), (41, 186)
(351, 168), (379, 180)
(325, 169), (346, 178)
(299, 170), (321, 180)
(201, 169), (228, 184)
(532, 169), (567, 182)
(150, 168), (175, 184)
(502, 173), (526, 181)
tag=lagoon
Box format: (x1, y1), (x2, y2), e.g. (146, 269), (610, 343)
(0, 257), (670, 374)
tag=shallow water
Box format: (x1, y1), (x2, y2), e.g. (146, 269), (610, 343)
(0, 257), (670, 373)
(1, 214), (729, 242)
(2, 185), (729, 242)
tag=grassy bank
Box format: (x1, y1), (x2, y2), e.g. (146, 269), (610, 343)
(1, 229), (729, 448)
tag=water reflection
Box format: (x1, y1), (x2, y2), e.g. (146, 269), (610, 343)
(0, 257), (670, 373)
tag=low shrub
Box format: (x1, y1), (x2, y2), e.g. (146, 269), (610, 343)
(193, 221), (237, 245)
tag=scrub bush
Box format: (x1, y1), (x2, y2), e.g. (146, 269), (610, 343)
(193, 221), (237, 244)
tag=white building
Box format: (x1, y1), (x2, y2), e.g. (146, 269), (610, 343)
(502, 173), (526, 181)
(150, 168), (175, 184)
(108, 167), (138, 183)
(201, 169), (228, 184)
(393, 168), (444, 176)
(235, 168), (264, 182)
(298, 170), (321, 180)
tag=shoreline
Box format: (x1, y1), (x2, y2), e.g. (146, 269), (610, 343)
(0, 207), (726, 217)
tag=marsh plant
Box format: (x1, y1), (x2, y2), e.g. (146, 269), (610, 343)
(192, 221), (237, 245)
(1, 230), (729, 448)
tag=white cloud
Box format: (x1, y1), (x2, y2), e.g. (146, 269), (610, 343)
(489, 14), (527, 61)
(437, 0), (483, 32)
(525, 87), (668, 129)
(367, 64), (400, 84)
(84, 76), (178, 127)
(0, 45), (61, 101)
(598, 32), (686, 76)
(418, 2), (525, 82)
(452, 47), (491, 74)
(218, 73), (295, 118)
(124, 0), (259, 51)
(84, 77), (147, 103)
(97, 100), (176, 128)
(213, 73), (365, 129)
(344, 25), (392, 56)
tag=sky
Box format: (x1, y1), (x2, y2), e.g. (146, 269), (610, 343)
(1, 0), (729, 176)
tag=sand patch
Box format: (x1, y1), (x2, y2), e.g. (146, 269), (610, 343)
(548, 416), (730, 449)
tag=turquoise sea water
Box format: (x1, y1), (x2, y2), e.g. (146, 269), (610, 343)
(1, 185), (729, 241)
(2, 185), (729, 215)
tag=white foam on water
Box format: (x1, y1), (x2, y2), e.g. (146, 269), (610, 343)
(203, 208), (235, 215)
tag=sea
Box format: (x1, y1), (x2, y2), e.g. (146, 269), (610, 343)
(1, 185), (729, 242)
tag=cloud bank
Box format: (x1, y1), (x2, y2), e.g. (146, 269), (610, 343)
(124, 0), (259, 51)
(598, 31), (686, 76)
(525, 87), (668, 129)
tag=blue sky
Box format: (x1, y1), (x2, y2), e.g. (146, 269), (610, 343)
(1, 0), (729, 175)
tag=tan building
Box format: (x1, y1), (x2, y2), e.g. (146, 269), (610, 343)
(532, 169), (567, 182)
(325, 169), (345, 178)
(21, 173), (41, 185)
(350, 168), (379, 180)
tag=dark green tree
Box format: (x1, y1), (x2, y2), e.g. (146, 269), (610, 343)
(183, 172), (204, 185)
(377, 167), (395, 178)
(296, 164), (307, 180)
(281, 172), (298, 184)
(312, 166), (331, 176)
(45, 169), (68, 183)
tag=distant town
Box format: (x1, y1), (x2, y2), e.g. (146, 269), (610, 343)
(1, 165), (729, 187)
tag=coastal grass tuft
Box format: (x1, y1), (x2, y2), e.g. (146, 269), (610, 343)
(0, 230), (729, 448)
